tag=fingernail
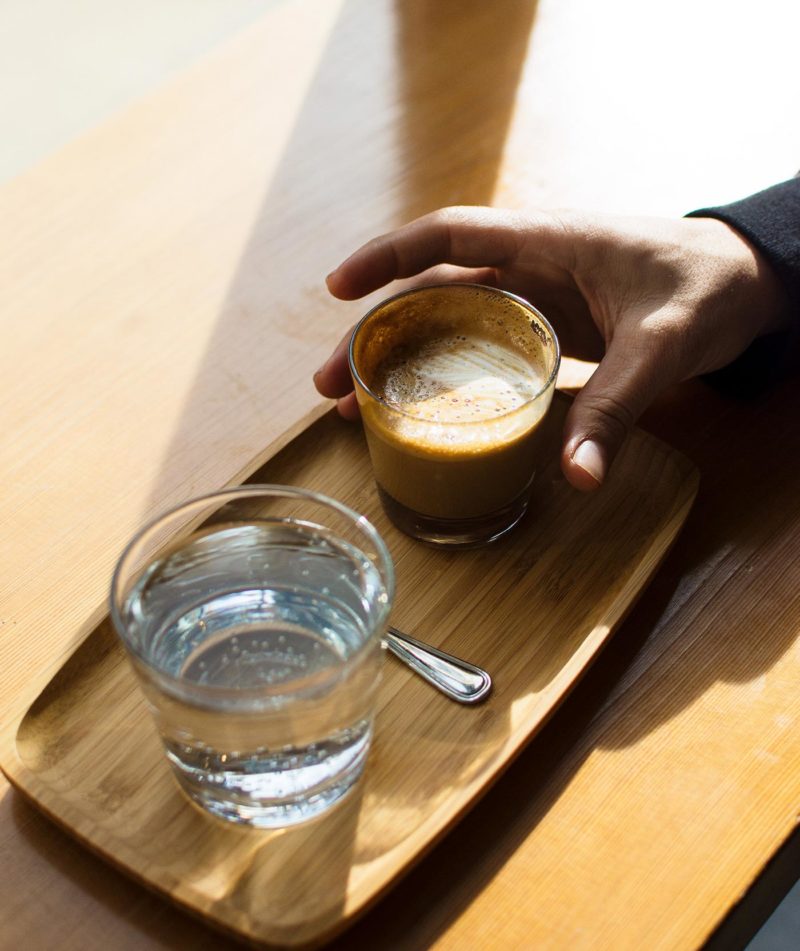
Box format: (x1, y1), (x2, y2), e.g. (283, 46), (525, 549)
(572, 440), (604, 485)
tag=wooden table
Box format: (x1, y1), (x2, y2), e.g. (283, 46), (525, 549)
(3, 1), (800, 947)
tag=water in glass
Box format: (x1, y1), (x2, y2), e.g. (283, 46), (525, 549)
(121, 518), (387, 826)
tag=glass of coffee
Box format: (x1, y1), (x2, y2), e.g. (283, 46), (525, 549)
(349, 284), (560, 547)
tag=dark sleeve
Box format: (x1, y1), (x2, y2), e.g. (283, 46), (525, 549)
(686, 176), (800, 393)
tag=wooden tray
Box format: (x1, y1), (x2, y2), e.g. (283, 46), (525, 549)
(1, 395), (697, 948)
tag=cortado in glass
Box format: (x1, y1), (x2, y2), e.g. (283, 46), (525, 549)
(111, 486), (394, 828)
(349, 284), (560, 547)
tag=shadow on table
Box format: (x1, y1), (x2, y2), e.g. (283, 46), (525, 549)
(143, 0), (541, 519)
(328, 377), (800, 949)
(594, 377), (800, 749)
(6, 790), (239, 950)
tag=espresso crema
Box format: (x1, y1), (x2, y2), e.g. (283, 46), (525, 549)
(375, 333), (545, 424)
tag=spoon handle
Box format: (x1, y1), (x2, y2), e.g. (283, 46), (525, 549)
(384, 627), (492, 704)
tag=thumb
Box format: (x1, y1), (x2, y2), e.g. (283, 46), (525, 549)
(561, 334), (671, 491)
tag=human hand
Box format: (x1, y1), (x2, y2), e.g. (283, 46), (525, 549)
(314, 207), (790, 490)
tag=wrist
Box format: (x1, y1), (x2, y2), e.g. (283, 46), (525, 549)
(688, 217), (796, 395)
(715, 219), (793, 336)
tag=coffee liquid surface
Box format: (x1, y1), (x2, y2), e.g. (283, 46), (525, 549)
(374, 333), (544, 425)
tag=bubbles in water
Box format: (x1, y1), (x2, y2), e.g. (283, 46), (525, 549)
(125, 520), (387, 827)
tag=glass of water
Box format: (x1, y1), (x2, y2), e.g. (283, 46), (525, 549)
(110, 485), (394, 828)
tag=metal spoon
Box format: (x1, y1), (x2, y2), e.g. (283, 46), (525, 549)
(383, 627), (492, 704)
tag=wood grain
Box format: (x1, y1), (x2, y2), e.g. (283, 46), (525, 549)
(2, 0), (800, 948)
(3, 397), (697, 947)
(0, 0), (543, 741)
(324, 374), (800, 951)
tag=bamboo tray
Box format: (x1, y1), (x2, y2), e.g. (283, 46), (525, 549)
(2, 395), (697, 948)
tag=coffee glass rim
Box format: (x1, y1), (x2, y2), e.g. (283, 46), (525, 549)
(110, 483), (395, 703)
(348, 282), (561, 427)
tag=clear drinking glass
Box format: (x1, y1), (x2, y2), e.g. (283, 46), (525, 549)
(110, 485), (394, 828)
(349, 283), (560, 547)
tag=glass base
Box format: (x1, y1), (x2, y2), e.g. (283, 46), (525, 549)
(377, 484), (532, 548)
(166, 722), (372, 829)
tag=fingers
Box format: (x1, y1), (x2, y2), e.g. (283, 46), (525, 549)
(336, 391), (360, 420)
(560, 332), (675, 491)
(313, 331), (360, 420)
(326, 207), (525, 300)
(402, 264), (500, 290)
(314, 327), (353, 398)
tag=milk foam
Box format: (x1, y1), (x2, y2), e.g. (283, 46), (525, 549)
(375, 334), (545, 424)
